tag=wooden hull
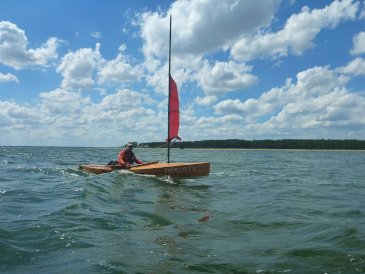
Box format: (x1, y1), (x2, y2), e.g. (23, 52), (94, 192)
(130, 162), (210, 178)
(78, 164), (125, 174)
(78, 162), (210, 178)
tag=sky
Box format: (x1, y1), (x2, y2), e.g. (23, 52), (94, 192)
(0, 0), (365, 147)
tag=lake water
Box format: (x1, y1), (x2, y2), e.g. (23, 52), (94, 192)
(1, 147), (364, 273)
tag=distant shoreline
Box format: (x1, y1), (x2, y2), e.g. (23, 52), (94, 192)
(1, 146), (364, 151)
(139, 139), (365, 150)
(91, 147), (365, 151)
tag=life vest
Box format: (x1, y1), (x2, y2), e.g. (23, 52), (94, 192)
(124, 149), (135, 164)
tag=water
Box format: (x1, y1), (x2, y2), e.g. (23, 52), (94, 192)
(1, 147), (364, 273)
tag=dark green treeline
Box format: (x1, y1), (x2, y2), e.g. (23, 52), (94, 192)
(139, 139), (365, 150)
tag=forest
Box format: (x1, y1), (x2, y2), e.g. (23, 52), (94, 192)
(138, 139), (365, 150)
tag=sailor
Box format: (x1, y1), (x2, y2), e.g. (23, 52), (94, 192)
(118, 142), (144, 168)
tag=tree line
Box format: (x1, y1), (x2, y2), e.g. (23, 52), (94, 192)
(138, 139), (365, 150)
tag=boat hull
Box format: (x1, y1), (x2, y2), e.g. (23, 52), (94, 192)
(78, 162), (210, 178)
(130, 162), (210, 178)
(78, 164), (125, 174)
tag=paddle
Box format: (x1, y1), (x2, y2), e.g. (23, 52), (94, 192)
(130, 161), (158, 168)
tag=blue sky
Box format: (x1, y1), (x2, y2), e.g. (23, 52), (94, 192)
(0, 0), (364, 146)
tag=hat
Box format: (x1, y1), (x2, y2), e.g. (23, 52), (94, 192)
(126, 142), (134, 147)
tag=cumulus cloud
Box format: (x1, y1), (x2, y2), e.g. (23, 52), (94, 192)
(97, 89), (154, 110)
(180, 114), (245, 139)
(336, 57), (365, 76)
(7, 105), (41, 122)
(138, 0), (279, 61)
(0, 87), (162, 145)
(231, 0), (360, 61)
(195, 96), (218, 106)
(0, 100), (51, 128)
(39, 88), (91, 115)
(0, 72), (19, 83)
(195, 60), (258, 96)
(350, 31), (365, 55)
(57, 44), (101, 90)
(214, 66), (350, 117)
(196, 114), (243, 127)
(245, 87), (365, 138)
(97, 52), (141, 84)
(137, 0), (278, 94)
(57, 43), (142, 89)
(209, 64), (365, 139)
(146, 62), (192, 95)
(146, 57), (258, 97)
(0, 21), (59, 69)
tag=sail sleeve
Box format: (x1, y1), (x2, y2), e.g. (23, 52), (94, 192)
(168, 76), (181, 141)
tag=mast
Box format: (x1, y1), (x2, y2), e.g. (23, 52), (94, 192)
(167, 15), (172, 163)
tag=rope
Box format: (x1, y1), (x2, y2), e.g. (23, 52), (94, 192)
(152, 148), (167, 162)
(142, 139), (179, 162)
(137, 142), (168, 157)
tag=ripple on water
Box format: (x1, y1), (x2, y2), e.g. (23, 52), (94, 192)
(1, 148), (365, 273)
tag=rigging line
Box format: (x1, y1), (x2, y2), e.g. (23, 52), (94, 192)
(151, 139), (179, 162)
(137, 143), (168, 157)
(170, 139), (178, 148)
(152, 148), (168, 162)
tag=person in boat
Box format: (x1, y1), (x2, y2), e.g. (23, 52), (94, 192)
(118, 143), (144, 168)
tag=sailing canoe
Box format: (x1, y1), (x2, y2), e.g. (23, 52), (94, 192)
(78, 162), (210, 178)
(78, 17), (210, 179)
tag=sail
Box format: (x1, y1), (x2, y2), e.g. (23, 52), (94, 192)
(168, 76), (181, 141)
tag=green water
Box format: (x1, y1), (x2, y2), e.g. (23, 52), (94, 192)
(1, 147), (364, 273)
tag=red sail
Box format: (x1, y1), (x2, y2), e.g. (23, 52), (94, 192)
(168, 76), (181, 141)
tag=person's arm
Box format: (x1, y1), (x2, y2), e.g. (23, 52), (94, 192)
(132, 152), (144, 164)
(118, 151), (127, 166)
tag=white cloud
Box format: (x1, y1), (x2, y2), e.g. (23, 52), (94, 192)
(208, 63), (365, 139)
(118, 44), (127, 51)
(246, 87), (365, 138)
(195, 96), (218, 106)
(146, 58), (258, 97)
(57, 43), (141, 89)
(179, 114), (244, 139)
(196, 114), (243, 127)
(195, 60), (258, 96)
(7, 105), (40, 120)
(214, 66), (350, 117)
(39, 88), (91, 115)
(0, 87), (162, 146)
(57, 44), (101, 90)
(137, 0), (279, 95)
(146, 62), (192, 95)
(91, 32), (102, 38)
(97, 52), (141, 84)
(138, 0), (279, 61)
(3, 1), (365, 145)
(350, 31), (365, 55)
(336, 57), (365, 76)
(0, 21), (59, 70)
(0, 72), (19, 83)
(360, 1), (365, 18)
(0, 100), (51, 127)
(231, 0), (360, 61)
(97, 89), (154, 111)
